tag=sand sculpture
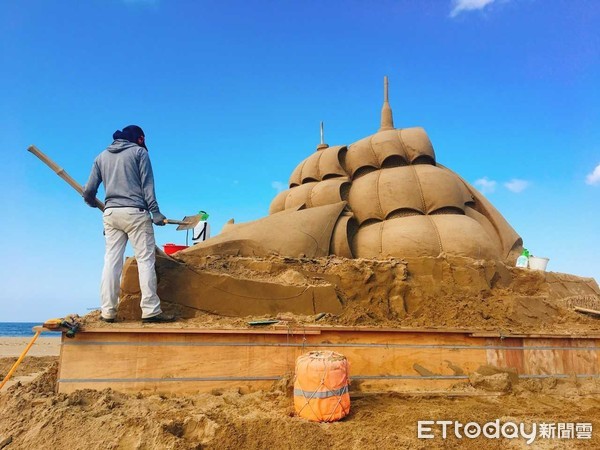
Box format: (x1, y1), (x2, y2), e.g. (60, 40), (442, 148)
(118, 78), (527, 319)
(270, 78), (522, 262)
(182, 77), (522, 262)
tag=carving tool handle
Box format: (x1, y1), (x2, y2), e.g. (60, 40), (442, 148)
(27, 144), (106, 211)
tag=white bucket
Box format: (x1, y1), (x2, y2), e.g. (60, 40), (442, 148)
(528, 256), (549, 271)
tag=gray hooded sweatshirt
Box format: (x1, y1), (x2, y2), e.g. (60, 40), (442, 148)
(83, 139), (160, 213)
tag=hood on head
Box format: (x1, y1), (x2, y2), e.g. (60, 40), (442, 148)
(107, 139), (139, 153)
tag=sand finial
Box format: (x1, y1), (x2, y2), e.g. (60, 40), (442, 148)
(379, 76), (394, 131)
(317, 121), (329, 151)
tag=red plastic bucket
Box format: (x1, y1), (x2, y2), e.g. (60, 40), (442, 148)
(163, 243), (189, 255)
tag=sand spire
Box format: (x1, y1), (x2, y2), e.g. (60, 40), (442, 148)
(379, 76), (394, 131)
(317, 120), (329, 150)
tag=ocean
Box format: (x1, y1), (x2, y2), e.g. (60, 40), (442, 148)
(0, 322), (60, 337)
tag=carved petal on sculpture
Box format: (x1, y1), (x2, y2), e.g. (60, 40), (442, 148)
(353, 217), (439, 258)
(437, 164), (522, 261)
(464, 206), (503, 254)
(289, 145), (348, 187)
(345, 135), (382, 178)
(345, 127), (436, 178)
(319, 145), (348, 180)
(311, 177), (351, 206)
(182, 202), (348, 258)
(298, 152), (322, 184)
(398, 127), (436, 164)
(283, 182), (318, 211)
(330, 213), (358, 258)
(353, 215), (500, 260)
(269, 188), (289, 214)
(348, 166), (467, 225)
(416, 165), (468, 214)
(349, 168), (423, 224)
(283, 178), (350, 211)
(289, 160), (306, 188)
(431, 214), (501, 259)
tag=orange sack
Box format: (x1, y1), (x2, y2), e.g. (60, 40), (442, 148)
(294, 351), (350, 422)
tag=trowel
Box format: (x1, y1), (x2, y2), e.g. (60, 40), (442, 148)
(164, 214), (203, 230)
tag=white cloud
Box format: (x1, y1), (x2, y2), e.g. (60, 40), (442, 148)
(504, 179), (530, 193)
(585, 164), (600, 186)
(474, 177), (497, 194)
(271, 181), (287, 192)
(450, 0), (498, 17)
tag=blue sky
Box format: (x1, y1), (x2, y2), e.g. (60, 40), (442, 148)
(0, 0), (598, 321)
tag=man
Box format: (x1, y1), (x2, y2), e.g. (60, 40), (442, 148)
(83, 125), (174, 323)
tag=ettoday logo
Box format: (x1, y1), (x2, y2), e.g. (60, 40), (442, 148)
(417, 420), (592, 444)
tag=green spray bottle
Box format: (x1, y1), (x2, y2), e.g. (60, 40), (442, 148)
(516, 248), (530, 268)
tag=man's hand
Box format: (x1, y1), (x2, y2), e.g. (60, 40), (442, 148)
(152, 211), (166, 226)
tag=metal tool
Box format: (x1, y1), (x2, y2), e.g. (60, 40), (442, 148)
(164, 214), (203, 230)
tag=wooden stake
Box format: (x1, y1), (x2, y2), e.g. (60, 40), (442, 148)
(27, 145), (105, 210)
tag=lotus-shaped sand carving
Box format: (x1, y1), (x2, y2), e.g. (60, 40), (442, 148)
(195, 77), (522, 263)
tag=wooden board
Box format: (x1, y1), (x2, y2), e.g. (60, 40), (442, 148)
(57, 327), (600, 395)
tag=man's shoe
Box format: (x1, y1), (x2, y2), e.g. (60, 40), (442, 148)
(142, 313), (175, 323)
(100, 316), (115, 323)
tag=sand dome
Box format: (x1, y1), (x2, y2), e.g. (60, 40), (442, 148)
(269, 78), (522, 263)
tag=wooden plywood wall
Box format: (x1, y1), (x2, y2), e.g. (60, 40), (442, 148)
(56, 327), (600, 395)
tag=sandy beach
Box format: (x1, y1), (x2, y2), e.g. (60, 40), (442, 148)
(0, 337), (61, 358)
(1, 348), (599, 449)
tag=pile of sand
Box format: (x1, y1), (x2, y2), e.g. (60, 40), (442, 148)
(104, 254), (600, 334)
(1, 357), (599, 449)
